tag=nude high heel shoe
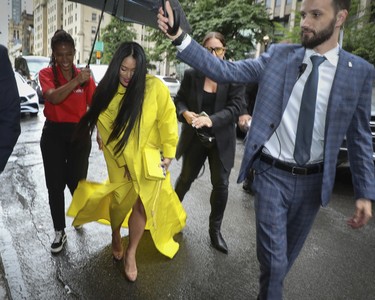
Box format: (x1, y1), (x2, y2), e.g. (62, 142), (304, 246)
(124, 254), (137, 282)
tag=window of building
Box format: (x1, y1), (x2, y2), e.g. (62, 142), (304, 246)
(92, 13), (97, 21)
(92, 26), (96, 34)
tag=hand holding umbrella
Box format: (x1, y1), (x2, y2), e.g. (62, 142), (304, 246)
(77, 67), (91, 85)
(158, 0), (183, 40)
(161, 0), (179, 35)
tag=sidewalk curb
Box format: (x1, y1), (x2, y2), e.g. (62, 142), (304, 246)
(0, 205), (28, 299)
(0, 255), (11, 300)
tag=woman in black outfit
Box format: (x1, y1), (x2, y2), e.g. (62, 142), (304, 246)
(174, 32), (246, 254)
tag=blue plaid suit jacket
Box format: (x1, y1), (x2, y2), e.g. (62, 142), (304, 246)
(177, 39), (375, 206)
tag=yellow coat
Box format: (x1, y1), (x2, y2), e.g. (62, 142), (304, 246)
(67, 75), (186, 258)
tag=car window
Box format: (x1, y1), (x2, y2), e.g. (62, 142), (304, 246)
(23, 57), (50, 74)
(161, 77), (179, 83)
(27, 60), (49, 74)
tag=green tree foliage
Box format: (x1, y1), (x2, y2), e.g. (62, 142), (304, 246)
(147, 0), (273, 62)
(273, 0), (375, 65)
(100, 18), (137, 64)
(189, 0), (273, 60)
(272, 13), (301, 44)
(343, 0), (375, 65)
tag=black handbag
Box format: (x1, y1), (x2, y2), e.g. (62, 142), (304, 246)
(195, 129), (216, 148)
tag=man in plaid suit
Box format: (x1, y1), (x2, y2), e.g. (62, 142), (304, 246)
(158, 0), (374, 298)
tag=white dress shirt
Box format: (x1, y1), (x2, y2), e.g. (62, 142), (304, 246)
(263, 46), (339, 164)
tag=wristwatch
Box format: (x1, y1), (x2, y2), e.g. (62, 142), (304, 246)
(172, 31), (187, 46)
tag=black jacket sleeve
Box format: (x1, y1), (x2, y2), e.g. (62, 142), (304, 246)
(0, 45), (21, 172)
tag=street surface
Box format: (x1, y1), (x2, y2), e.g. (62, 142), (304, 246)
(0, 112), (374, 300)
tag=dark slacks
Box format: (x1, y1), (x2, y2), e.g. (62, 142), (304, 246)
(40, 121), (91, 231)
(175, 135), (230, 219)
(252, 159), (322, 300)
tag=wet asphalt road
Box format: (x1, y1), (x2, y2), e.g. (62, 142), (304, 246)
(0, 112), (374, 300)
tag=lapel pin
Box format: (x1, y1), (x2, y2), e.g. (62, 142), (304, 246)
(348, 61), (352, 68)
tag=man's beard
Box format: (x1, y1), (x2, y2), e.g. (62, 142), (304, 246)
(301, 18), (336, 49)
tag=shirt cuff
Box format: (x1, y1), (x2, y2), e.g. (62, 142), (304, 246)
(176, 34), (192, 52)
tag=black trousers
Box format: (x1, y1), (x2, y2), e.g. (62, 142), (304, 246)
(40, 121), (91, 231)
(175, 134), (231, 227)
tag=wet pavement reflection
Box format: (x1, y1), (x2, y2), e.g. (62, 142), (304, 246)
(0, 112), (374, 299)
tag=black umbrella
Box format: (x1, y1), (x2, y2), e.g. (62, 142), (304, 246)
(68, 0), (191, 64)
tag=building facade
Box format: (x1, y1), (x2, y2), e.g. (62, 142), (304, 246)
(4, 0), (33, 61)
(32, 0), (111, 63)
(8, 10), (34, 57)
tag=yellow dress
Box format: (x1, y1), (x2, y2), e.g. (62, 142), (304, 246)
(67, 75), (186, 259)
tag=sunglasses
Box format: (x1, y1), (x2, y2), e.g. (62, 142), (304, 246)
(204, 46), (226, 56)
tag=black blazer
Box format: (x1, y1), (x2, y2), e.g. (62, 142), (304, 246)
(174, 68), (245, 171)
(0, 45), (21, 172)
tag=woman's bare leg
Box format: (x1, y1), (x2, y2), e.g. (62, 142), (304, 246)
(112, 225), (123, 260)
(124, 197), (146, 282)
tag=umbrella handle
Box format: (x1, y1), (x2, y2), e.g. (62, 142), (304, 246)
(167, 9), (180, 35)
(162, 0), (180, 36)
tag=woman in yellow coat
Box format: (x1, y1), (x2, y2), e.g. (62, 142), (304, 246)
(68, 42), (186, 282)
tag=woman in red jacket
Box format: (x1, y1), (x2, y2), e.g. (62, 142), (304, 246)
(39, 30), (96, 254)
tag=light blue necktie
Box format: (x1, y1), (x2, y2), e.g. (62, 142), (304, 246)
(294, 56), (326, 166)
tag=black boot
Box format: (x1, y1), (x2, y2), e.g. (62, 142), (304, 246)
(174, 174), (193, 203)
(209, 227), (228, 254)
(209, 188), (229, 254)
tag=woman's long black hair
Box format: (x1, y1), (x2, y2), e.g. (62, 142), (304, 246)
(75, 42), (147, 155)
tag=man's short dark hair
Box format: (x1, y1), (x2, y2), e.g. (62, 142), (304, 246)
(332, 0), (351, 13)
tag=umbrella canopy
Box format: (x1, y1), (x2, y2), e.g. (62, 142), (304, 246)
(69, 0), (191, 64)
(69, 0), (191, 32)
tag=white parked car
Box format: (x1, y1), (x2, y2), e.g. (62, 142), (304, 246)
(22, 55), (50, 81)
(19, 56), (50, 104)
(14, 71), (39, 116)
(155, 75), (181, 98)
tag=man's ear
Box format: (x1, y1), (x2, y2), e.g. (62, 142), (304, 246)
(336, 9), (348, 27)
